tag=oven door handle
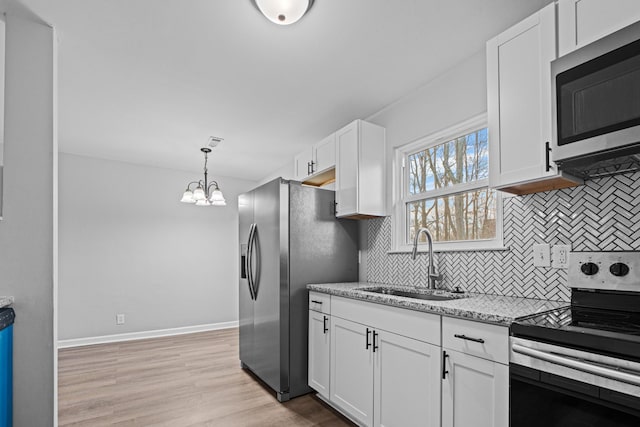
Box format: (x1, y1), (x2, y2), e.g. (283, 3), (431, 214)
(512, 343), (640, 387)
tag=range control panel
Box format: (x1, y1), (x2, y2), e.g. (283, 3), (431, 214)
(568, 252), (640, 292)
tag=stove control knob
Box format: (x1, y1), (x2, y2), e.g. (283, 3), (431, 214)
(580, 262), (599, 276)
(609, 262), (630, 277)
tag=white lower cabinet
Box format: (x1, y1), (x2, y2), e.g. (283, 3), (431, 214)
(308, 310), (331, 398)
(373, 330), (441, 427)
(441, 316), (509, 427)
(441, 350), (509, 427)
(329, 316), (442, 427)
(309, 294), (508, 427)
(330, 316), (374, 426)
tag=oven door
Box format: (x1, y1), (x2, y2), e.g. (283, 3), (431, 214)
(510, 337), (640, 426)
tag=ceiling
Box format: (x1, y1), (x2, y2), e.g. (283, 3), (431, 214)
(21, 0), (549, 181)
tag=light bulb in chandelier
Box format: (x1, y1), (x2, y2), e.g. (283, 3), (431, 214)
(210, 188), (225, 202)
(180, 189), (195, 204)
(193, 186), (206, 201)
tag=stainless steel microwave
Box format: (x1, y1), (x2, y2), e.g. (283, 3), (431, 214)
(552, 19), (640, 179)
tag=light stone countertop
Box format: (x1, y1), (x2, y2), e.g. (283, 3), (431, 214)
(0, 296), (14, 308)
(307, 282), (568, 326)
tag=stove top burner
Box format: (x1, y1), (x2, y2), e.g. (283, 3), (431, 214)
(512, 304), (640, 362)
(573, 307), (640, 336)
(511, 252), (640, 362)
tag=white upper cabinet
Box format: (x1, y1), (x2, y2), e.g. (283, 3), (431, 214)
(487, 3), (581, 195)
(314, 133), (336, 175)
(335, 120), (385, 218)
(294, 148), (314, 181)
(293, 133), (337, 185)
(558, 0), (640, 56)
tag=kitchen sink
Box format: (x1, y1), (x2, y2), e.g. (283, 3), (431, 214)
(360, 287), (463, 301)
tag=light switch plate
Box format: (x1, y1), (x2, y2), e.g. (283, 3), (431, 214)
(552, 244), (571, 269)
(533, 244), (551, 267)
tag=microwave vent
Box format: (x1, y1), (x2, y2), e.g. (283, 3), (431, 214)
(556, 143), (640, 180)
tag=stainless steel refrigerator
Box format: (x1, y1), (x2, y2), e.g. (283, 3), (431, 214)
(238, 178), (359, 402)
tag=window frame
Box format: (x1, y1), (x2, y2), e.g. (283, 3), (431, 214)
(391, 114), (504, 253)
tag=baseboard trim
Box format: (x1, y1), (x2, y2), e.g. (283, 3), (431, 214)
(57, 321), (239, 349)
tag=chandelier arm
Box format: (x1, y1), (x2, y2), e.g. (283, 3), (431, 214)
(185, 181), (201, 191)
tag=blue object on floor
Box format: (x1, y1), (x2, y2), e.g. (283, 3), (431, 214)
(0, 308), (14, 427)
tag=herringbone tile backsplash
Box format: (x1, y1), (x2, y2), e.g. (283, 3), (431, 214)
(366, 172), (640, 302)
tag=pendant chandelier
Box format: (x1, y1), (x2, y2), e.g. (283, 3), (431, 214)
(253, 0), (314, 26)
(180, 147), (226, 206)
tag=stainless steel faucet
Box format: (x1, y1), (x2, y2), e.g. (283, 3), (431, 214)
(411, 227), (442, 289)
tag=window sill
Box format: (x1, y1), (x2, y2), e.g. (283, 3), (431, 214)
(388, 245), (509, 254)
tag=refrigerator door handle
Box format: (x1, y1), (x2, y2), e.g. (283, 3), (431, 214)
(246, 223), (256, 300)
(248, 223), (259, 299)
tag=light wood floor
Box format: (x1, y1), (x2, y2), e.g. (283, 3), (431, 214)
(58, 328), (353, 426)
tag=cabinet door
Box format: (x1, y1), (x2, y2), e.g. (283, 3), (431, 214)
(442, 350), (509, 427)
(335, 121), (359, 217)
(373, 331), (441, 427)
(559, 0), (640, 56)
(330, 316), (374, 426)
(487, 4), (557, 190)
(294, 149), (312, 181)
(314, 133), (336, 174)
(308, 310), (330, 398)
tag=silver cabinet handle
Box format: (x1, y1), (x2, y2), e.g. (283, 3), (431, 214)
(512, 343), (640, 386)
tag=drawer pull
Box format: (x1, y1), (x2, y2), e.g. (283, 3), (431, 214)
(311, 300), (323, 304)
(442, 350), (449, 379)
(323, 315), (328, 334)
(454, 334), (485, 344)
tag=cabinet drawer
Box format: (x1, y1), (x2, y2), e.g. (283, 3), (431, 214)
(442, 317), (509, 364)
(309, 291), (331, 314)
(331, 296), (440, 345)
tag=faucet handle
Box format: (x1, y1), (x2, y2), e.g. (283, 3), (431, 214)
(430, 273), (443, 283)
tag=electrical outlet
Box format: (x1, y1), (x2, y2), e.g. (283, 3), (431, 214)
(116, 313), (126, 325)
(552, 244), (571, 269)
(533, 244), (551, 267)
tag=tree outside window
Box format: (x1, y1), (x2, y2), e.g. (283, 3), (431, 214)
(406, 128), (497, 243)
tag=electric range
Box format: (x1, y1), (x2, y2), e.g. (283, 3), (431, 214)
(509, 251), (640, 426)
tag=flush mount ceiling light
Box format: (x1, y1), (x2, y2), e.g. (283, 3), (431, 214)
(180, 143), (226, 207)
(253, 0), (314, 25)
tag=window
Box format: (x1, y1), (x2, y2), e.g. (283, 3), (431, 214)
(393, 115), (502, 251)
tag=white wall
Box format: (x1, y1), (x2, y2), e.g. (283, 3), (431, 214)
(257, 52), (489, 282)
(0, 5), (56, 426)
(366, 49), (488, 212)
(257, 160), (294, 186)
(355, 50), (488, 280)
(58, 153), (256, 340)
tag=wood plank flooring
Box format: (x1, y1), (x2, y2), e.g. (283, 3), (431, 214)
(58, 328), (353, 426)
